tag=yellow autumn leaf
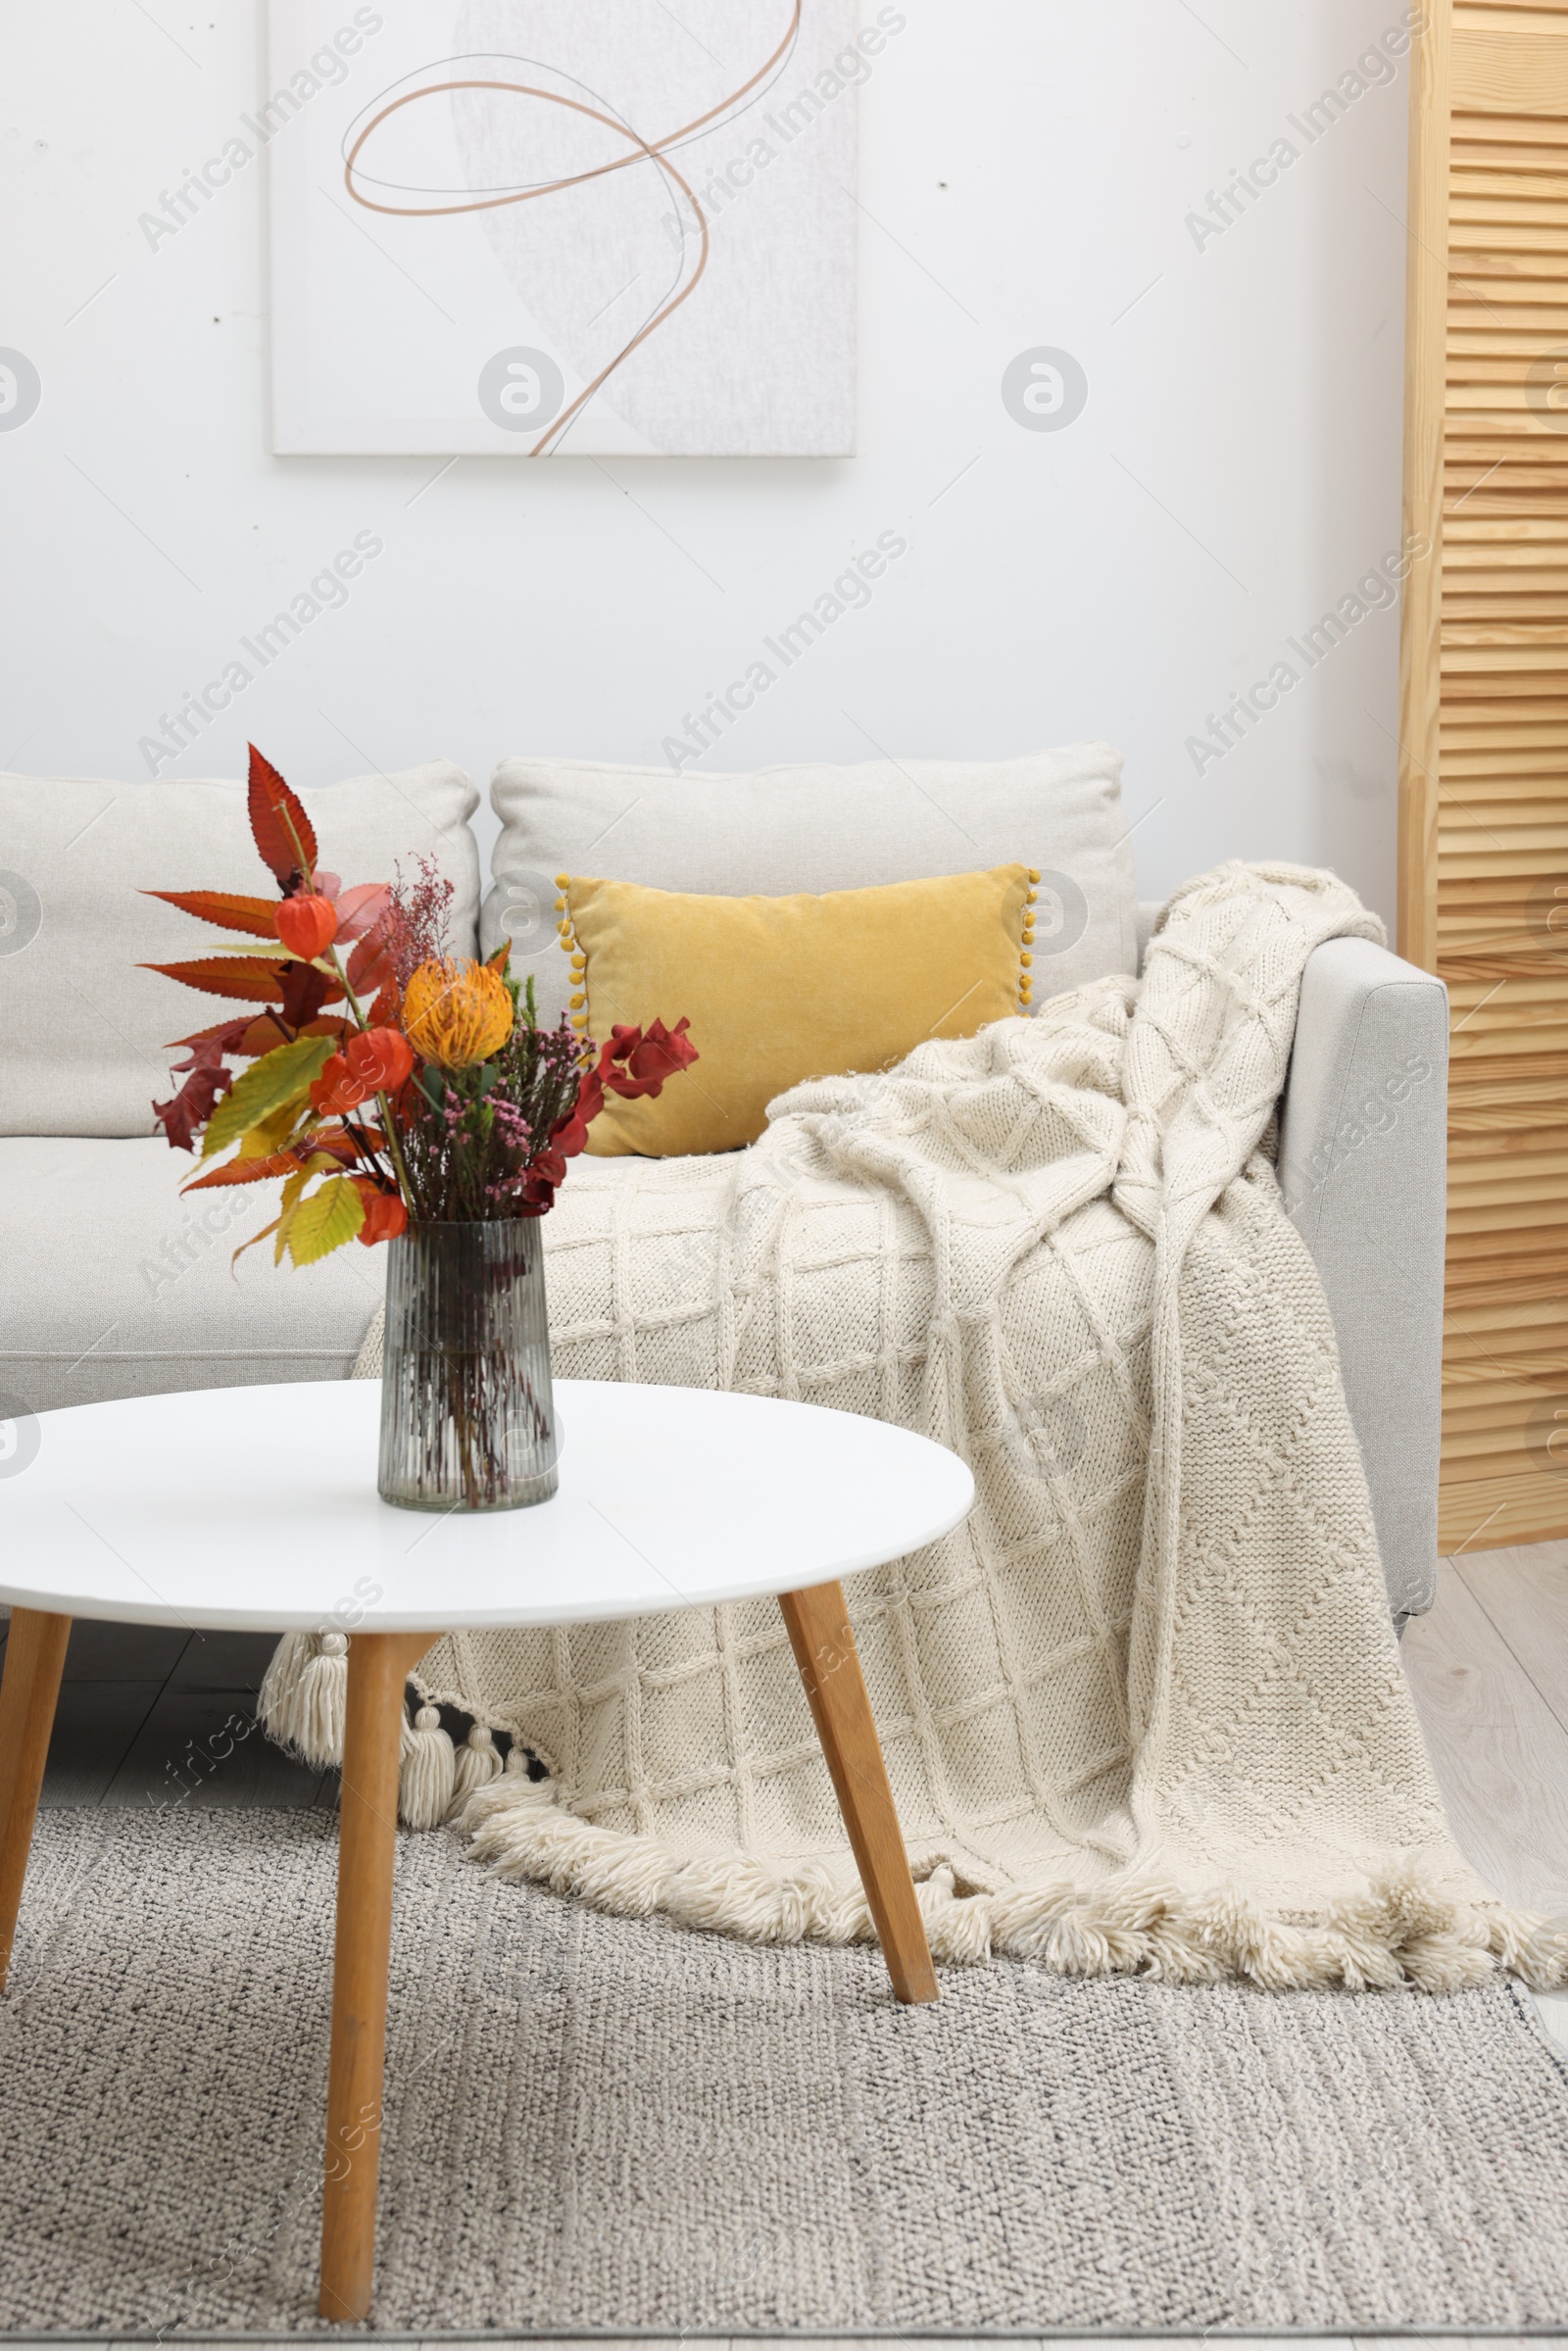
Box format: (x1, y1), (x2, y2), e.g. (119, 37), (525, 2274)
(202, 1033), (335, 1160)
(287, 1176), (367, 1267)
(272, 1164), (312, 1266)
(237, 1099), (309, 1160)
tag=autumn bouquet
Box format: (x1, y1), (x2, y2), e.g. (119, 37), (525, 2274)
(149, 747), (696, 1509)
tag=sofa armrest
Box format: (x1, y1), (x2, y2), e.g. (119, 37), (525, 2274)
(1275, 938), (1448, 1619)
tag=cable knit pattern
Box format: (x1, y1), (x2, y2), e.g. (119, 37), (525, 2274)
(308, 862), (1566, 1989)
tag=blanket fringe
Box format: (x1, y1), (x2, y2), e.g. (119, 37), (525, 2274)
(450, 1724), (503, 1816)
(257, 1632), (348, 1769)
(256, 1669), (1568, 1991)
(258, 1641), (465, 1831)
(454, 1771), (1568, 1994)
(400, 1706), (456, 1831)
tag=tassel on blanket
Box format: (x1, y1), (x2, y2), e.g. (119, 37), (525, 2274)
(448, 1723), (502, 1818)
(400, 1704), (456, 1829)
(257, 1631), (348, 1769)
(257, 1632), (313, 1739)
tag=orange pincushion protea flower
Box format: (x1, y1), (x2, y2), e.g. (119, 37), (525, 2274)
(404, 957), (514, 1069)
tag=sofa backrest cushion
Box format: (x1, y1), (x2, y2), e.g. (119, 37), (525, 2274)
(482, 743), (1138, 1031)
(0, 761), (479, 1139)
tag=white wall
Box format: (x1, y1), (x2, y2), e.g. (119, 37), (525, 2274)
(1, 0), (1413, 921)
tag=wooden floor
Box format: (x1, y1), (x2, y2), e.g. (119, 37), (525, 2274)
(1, 1619), (334, 1813)
(4, 1540), (1568, 2347)
(1402, 1542), (1568, 1914)
(1401, 1538), (1568, 2077)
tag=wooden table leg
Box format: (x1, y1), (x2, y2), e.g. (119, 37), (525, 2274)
(318, 1629), (431, 2326)
(0, 1609), (71, 1996)
(778, 1581), (938, 2006)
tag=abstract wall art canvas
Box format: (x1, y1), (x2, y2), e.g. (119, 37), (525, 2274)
(267, 1), (859, 456)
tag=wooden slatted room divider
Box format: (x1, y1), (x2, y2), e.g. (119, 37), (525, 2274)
(1401, 0), (1568, 1551)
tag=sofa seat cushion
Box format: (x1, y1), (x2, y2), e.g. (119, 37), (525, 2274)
(0, 1136), (389, 1417)
(0, 1138), (688, 1424)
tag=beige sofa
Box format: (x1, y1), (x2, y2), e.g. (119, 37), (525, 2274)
(0, 747), (1447, 1617)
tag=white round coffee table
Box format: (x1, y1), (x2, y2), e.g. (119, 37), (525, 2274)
(0, 1378), (973, 2323)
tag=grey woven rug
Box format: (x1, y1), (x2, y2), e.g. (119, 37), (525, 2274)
(6, 1813), (1568, 2336)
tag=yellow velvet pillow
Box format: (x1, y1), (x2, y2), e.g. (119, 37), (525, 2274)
(558, 864), (1039, 1156)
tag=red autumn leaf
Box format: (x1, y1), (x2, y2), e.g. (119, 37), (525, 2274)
(310, 1124), (364, 1167)
(278, 958), (342, 1029)
(332, 882), (391, 944)
(152, 1037), (235, 1152)
(234, 1015), (292, 1055)
(367, 979), (400, 1028)
(182, 1149), (303, 1190)
(346, 922), (391, 1000)
(549, 1073), (601, 1161)
(176, 1013), (343, 1055)
(141, 955), (289, 1004)
(515, 1147), (567, 1217)
(603, 1016), (698, 1101)
(542, 1018), (696, 1168)
(247, 744), (318, 888)
(143, 888), (287, 938)
(166, 1012), (267, 1054)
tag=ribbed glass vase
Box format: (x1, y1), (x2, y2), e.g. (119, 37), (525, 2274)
(377, 1220), (557, 1512)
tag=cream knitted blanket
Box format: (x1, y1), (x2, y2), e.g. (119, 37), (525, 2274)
(263, 861), (1566, 1989)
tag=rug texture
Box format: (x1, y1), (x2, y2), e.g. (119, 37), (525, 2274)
(264, 861), (1566, 1990)
(7, 1809), (1568, 2336)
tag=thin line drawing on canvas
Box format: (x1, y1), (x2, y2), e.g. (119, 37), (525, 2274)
(339, 3), (804, 454)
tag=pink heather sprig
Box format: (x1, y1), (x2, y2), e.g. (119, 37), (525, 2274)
(483, 1101), (536, 1202)
(533, 1016), (582, 1087)
(383, 855), (456, 993)
(490, 1099), (533, 1152)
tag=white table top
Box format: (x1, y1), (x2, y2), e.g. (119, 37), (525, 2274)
(0, 1381), (974, 1633)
